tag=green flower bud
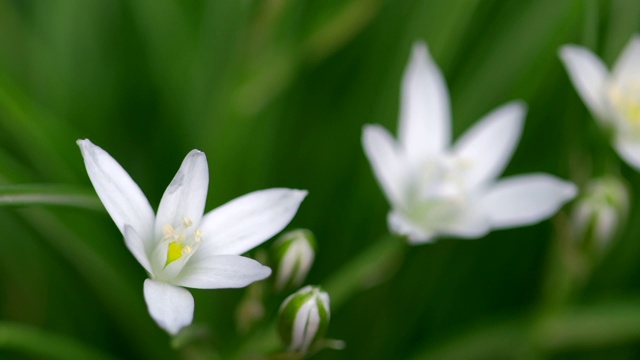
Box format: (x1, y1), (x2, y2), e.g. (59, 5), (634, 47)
(278, 286), (330, 355)
(572, 176), (629, 250)
(272, 229), (316, 291)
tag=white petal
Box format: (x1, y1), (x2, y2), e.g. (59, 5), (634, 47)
(595, 207), (617, 248)
(124, 225), (152, 273)
(143, 279), (194, 335)
(481, 174), (577, 229)
(175, 254), (270, 289)
(559, 45), (610, 121)
(77, 139), (155, 242)
(362, 125), (409, 206)
(387, 210), (434, 244)
(613, 134), (640, 171)
(612, 35), (640, 81)
(155, 150), (208, 236)
(398, 42), (451, 164)
(453, 102), (525, 188)
(198, 188), (307, 255)
(440, 206), (491, 239)
(295, 299), (320, 354)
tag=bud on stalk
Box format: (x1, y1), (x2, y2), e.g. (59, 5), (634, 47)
(278, 286), (330, 355)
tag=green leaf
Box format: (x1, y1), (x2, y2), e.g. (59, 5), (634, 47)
(0, 184), (103, 211)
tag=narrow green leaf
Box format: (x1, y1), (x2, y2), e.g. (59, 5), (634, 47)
(0, 184), (103, 211)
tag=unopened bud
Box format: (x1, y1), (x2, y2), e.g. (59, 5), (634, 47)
(572, 176), (629, 250)
(272, 229), (316, 291)
(278, 286), (330, 355)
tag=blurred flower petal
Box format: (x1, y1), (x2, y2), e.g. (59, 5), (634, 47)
(559, 45), (610, 121)
(614, 135), (640, 170)
(387, 211), (434, 244)
(362, 125), (409, 206)
(482, 174), (577, 229)
(398, 42), (451, 165)
(441, 206), (490, 239)
(612, 35), (640, 81)
(453, 102), (525, 187)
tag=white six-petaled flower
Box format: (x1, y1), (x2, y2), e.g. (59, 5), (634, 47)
(560, 35), (640, 170)
(77, 139), (307, 335)
(362, 42), (577, 243)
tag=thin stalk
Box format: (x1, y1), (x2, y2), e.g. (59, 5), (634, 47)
(0, 184), (103, 211)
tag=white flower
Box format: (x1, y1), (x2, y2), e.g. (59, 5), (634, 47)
(77, 139), (307, 335)
(560, 35), (640, 169)
(362, 42), (577, 243)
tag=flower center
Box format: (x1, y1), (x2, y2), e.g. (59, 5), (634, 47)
(405, 155), (471, 229)
(162, 217), (202, 267)
(608, 80), (640, 130)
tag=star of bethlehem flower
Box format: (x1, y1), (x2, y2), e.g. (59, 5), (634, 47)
(362, 42), (577, 243)
(77, 139), (307, 335)
(560, 35), (640, 170)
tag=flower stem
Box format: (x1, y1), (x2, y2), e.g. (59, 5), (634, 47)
(323, 234), (406, 309)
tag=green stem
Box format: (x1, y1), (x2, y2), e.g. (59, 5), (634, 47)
(323, 234), (406, 309)
(0, 322), (117, 360)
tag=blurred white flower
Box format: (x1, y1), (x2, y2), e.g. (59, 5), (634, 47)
(572, 177), (628, 250)
(77, 139), (306, 335)
(363, 42), (577, 243)
(278, 285), (331, 355)
(560, 35), (640, 170)
(272, 229), (316, 292)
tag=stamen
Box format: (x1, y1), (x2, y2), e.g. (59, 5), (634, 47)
(161, 221), (204, 268)
(162, 224), (174, 237)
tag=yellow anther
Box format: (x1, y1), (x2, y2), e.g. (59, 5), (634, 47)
(166, 241), (184, 265)
(183, 246), (193, 255)
(183, 217), (193, 228)
(162, 224), (174, 236)
(195, 229), (202, 237)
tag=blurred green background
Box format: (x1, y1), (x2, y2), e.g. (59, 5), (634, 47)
(1, 0), (640, 359)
